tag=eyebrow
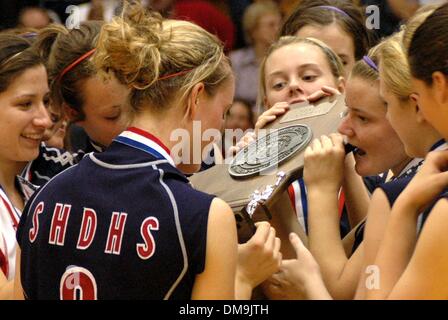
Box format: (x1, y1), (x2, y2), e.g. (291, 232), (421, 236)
(268, 63), (322, 77)
(14, 93), (38, 99)
(345, 105), (368, 114)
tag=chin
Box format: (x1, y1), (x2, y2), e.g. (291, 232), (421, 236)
(354, 162), (378, 177)
(177, 163), (201, 175)
(17, 150), (40, 163)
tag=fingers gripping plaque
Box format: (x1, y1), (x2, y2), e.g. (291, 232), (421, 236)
(229, 125), (312, 178)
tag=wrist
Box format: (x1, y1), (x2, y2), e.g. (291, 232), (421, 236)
(303, 269), (328, 297)
(235, 271), (255, 299)
(393, 196), (422, 219)
(392, 193), (423, 216)
(307, 186), (340, 199)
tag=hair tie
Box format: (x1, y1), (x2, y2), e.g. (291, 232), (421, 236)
(363, 55), (378, 72)
(0, 51), (24, 70)
(157, 69), (193, 81)
(58, 48), (96, 82)
(318, 5), (350, 18)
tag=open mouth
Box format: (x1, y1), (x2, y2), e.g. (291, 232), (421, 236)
(345, 140), (366, 156)
(354, 147), (366, 156)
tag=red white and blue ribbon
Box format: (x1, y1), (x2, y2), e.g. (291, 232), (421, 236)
(115, 127), (175, 167)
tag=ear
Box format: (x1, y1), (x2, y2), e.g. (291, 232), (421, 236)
(409, 95), (426, 124)
(187, 82), (205, 120)
(63, 103), (79, 122)
(336, 76), (346, 94)
(432, 71), (448, 105)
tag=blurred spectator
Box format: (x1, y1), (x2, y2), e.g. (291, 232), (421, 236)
(170, 0), (236, 51)
(227, 0), (252, 49)
(78, 0), (235, 51)
(222, 99), (255, 158)
(230, 1), (281, 110)
(225, 99), (255, 132)
(18, 6), (51, 29)
(147, 0), (236, 51)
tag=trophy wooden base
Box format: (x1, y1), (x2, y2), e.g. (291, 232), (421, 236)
(190, 95), (346, 249)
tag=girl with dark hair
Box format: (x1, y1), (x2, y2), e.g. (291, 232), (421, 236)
(19, 21), (131, 187)
(281, 0), (375, 76)
(0, 34), (52, 299)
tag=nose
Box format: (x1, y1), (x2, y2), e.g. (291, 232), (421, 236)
(337, 114), (355, 137)
(288, 78), (304, 96)
(33, 102), (53, 130)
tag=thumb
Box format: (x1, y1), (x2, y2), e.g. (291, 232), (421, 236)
(289, 232), (305, 258)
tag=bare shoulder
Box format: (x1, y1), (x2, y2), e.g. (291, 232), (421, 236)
(208, 197), (237, 239)
(389, 198), (448, 299)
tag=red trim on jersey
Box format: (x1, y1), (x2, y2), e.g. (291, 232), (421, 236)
(0, 192), (19, 230)
(0, 234), (9, 278)
(127, 127), (171, 155)
(287, 184), (297, 214)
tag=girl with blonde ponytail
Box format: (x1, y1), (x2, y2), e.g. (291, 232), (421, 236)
(14, 3), (280, 300)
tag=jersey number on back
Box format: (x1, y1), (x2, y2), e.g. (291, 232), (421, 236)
(60, 266), (97, 300)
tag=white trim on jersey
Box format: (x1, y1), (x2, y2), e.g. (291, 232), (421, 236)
(0, 186), (22, 280)
(89, 156), (190, 299)
(89, 154), (169, 170)
(154, 165), (189, 300)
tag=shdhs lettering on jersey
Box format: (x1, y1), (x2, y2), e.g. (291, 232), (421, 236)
(28, 201), (159, 259)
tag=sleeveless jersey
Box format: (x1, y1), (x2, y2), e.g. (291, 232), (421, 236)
(0, 185), (21, 280)
(17, 127), (214, 300)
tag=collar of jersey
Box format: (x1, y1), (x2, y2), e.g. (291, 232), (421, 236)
(114, 127), (175, 167)
(430, 139), (447, 152)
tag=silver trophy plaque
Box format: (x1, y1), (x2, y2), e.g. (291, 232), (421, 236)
(229, 125), (312, 178)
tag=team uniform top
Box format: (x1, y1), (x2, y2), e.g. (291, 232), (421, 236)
(17, 127), (214, 300)
(20, 142), (97, 188)
(1, 143), (80, 281)
(352, 139), (447, 253)
(0, 184), (22, 281)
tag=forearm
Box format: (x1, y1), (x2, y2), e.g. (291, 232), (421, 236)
(307, 188), (349, 296)
(305, 274), (333, 300)
(0, 279), (14, 300)
(356, 194), (392, 299)
(366, 201), (418, 299)
(234, 272), (254, 300)
(342, 170), (370, 228)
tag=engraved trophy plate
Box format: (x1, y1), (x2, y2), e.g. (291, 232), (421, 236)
(189, 95), (347, 249)
(280, 98), (337, 124)
(229, 125), (312, 178)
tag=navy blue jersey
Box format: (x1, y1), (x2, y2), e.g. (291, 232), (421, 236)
(20, 143), (81, 187)
(409, 140), (447, 233)
(351, 160), (423, 254)
(350, 140), (447, 253)
(17, 127), (214, 300)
